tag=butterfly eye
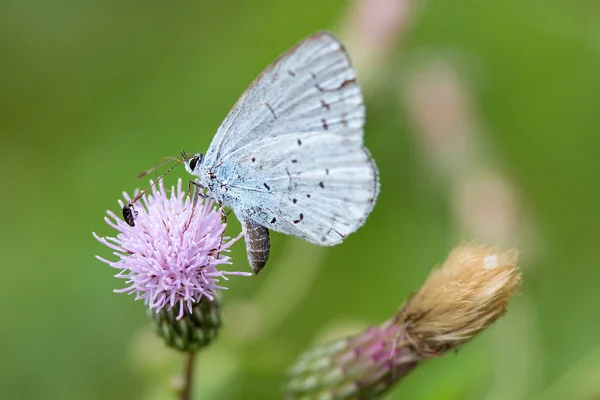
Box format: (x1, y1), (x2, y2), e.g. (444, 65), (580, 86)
(189, 156), (200, 171)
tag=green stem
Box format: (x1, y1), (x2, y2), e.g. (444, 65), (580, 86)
(181, 352), (196, 400)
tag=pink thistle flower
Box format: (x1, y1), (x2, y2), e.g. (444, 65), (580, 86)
(93, 178), (251, 319)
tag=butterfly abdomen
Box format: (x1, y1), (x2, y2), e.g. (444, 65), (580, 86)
(241, 219), (270, 274)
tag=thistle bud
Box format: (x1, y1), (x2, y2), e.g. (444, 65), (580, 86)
(149, 294), (222, 353)
(285, 243), (521, 399)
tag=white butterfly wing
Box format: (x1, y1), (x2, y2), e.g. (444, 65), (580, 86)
(203, 31), (379, 246)
(221, 131), (378, 245)
(204, 31), (365, 167)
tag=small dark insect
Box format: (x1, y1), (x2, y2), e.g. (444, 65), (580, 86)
(122, 203), (137, 227)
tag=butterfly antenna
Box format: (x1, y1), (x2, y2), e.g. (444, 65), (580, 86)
(123, 157), (186, 226)
(135, 156), (181, 179)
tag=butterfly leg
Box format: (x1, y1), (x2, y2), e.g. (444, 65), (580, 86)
(220, 208), (232, 224)
(241, 219), (270, 275)
(188, 180), (208, 199)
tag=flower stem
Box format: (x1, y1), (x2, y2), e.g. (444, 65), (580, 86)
(181, 352), (196, 400)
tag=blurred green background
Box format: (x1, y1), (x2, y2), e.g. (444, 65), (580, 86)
(2, 1), (600, 399)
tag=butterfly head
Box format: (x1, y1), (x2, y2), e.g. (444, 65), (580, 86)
(182, 150), (204, 176)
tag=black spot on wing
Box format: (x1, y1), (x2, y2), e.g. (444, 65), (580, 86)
(315, 79), (356, 93)
(319, 181), (325, 189)
(263, 183), (271, 191)
(293, 213), (304, 224)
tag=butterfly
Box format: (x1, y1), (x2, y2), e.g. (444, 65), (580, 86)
(183, 32), (379, 274)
